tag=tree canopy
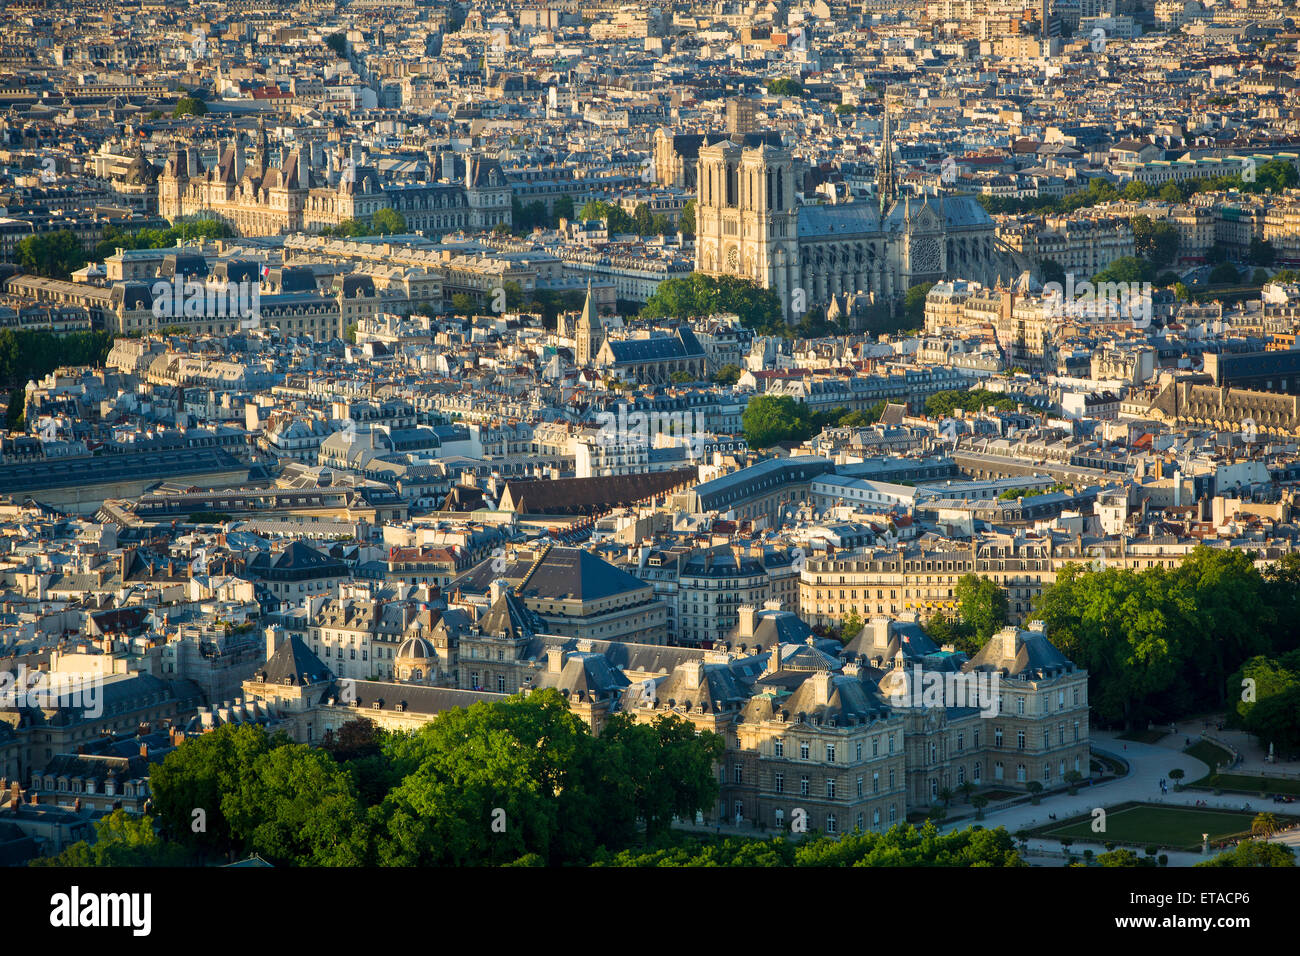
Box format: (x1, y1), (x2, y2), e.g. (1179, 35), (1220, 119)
(129, 691), (726, 867)
(641, 272), (784, 335)
(1033, 547), (1289, 728)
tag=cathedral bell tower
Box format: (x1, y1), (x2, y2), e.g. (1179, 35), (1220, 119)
(695, 141), (799, 320)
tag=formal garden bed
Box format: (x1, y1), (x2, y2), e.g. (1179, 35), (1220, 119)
(1023, 801), (1292, 852)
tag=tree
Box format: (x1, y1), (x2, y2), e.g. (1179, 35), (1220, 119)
(1092, 256), (1154, 285)
(970, 794), (989, 820)
(1039, 258), (1066, 288)
(147, 723), (283, 856)
(1064, 769), (1082, 794)
(641, 272), (784, 335)
(325, 32), (348, 58)
(1168, 768), (1185, 790)
(766, 77), (804, 97)
(596, 713), (725, 841)
(577, 200), (633, 234)
(954, 574), (1008, 651)
(742, 394), (815, 448)
(372, 689), (599, 866)
(1026, 781), (1043, 804)
(552, 195), (575, 223)
(678, 198), (697, 236)
(1248, 238), (1276, 267)
(903, 282), (934, 326)
(222, 743), (371, 865)
(1158, 183), (1184, 203)
(712, 363), (743, 386)
(1251, 812), (1280, 840)
(173, 95), (207, 118)
(371, 208), (406, 235)
(1033, 547), (1281, 728)
(451, 293), (476, 316)
(321, 716), (384, 762)
(1131, 215), (1180, 270)
(31, 810), (191, 867)
(15, 231), (86, 278)
(1210, 262), (1241, 286)
(1197, 840), (1295, 867)
(840, 609), (864, 643)
(1123, 180), (1150, 201)
(669, 370), (694, 384)
(1096, 848), (1157, 867)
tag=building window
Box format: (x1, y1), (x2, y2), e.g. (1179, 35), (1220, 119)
(800, 775), (809, 796)
(826, 813), (837, 835)
(800, 740), (809, 760)
(826, 779), (836, 800)
(856, 776), (863, 798)
(1017, 731), (1026, 750)
(1016, 764), (1027, 783)
(734, 765), (743, 784)
(826, 743), (836, 763)
(775, 772), (784, 794)
(1016, 697), (1025, 715)
(774, 739), (783, 757)
(995, 727), (1003, 747)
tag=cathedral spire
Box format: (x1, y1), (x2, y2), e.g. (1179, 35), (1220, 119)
(877, 107), (897, 217)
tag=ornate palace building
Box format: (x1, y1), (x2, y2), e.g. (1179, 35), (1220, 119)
(693, 114), (1022, 320)
(158, 124), (510, 237)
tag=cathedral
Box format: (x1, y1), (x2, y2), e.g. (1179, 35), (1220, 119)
(693, 113), (1019, 321)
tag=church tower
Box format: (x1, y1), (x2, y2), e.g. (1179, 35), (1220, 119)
(695, 141), (799, 320)
(575, 281), (604, 366)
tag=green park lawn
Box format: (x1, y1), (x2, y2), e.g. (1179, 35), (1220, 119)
(1184, 740), (1233, 771)
(1194, 773), (1300, 796)
(1033, 803), (1271, 851)
(1118, 729), (1168, 744)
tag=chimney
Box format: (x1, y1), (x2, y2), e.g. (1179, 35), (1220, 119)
(811, 670), (832, 706)
(265, 625), (284, 662)
(140, 742), (149, 758)
(546, 647), (565, 674)
(737, 605), (757, 638)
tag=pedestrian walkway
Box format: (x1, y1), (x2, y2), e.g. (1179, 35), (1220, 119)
(937, 730), (1298, 865)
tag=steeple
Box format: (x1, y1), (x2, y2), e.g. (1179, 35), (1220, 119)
(254, 117), (269, 172)
(579, 279), (599, 331)
(877, 107), (897, 217)
(575, 280), (603, 366)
